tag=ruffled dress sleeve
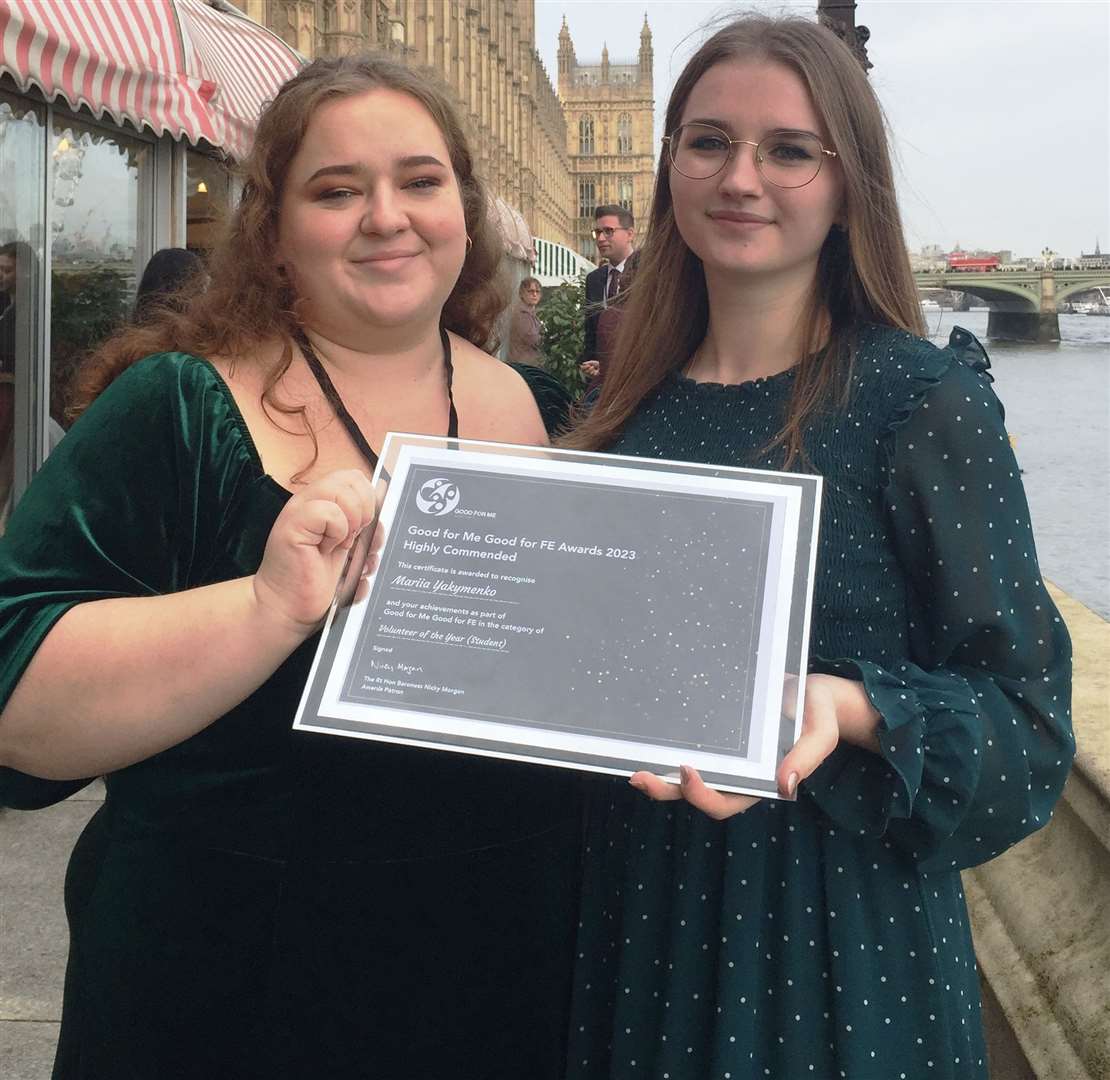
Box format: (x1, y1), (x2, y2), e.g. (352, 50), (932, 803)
(804, 329), (1075, 873)
(0, 353), (258, 808)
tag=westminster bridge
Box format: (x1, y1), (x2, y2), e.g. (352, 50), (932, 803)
(913, 268), (1110, 341)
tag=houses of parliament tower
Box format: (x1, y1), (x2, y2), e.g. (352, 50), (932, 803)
(558, 15), (655, 257)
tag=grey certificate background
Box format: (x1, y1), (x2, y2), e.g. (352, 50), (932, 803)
(341, 463), (774, 756)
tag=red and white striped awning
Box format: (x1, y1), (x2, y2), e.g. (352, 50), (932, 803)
(0, 0), (302, 159)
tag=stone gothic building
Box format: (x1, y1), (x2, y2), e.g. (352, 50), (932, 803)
(242, 2), (653, 259)
(558, 15), (656, 257)
(242, 0), (573, 249)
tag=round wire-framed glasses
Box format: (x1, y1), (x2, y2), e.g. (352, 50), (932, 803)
(662, 123), (838, 189)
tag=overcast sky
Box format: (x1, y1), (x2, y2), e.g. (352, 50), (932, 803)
(535, 1), (1110, 259)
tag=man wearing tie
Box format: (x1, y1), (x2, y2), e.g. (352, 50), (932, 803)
(579, 205), (635, 383)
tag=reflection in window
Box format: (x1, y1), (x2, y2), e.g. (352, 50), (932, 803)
(578, 115), (594, 156)
(0, 92), (46, 531)
(186, 149), (231, 254)
(617, 114), (632, 155)
(49, 117), (152, 427)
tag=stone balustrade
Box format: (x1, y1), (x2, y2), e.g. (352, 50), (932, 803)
(966, 583), (1110, 1079)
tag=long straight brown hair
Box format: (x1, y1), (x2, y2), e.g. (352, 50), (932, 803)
(70, 53), (506, 421)
(562, 14), (925, 461)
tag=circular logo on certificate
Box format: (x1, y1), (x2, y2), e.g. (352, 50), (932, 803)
(415, 478), (460, 516)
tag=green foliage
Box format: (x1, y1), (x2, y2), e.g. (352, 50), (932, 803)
(50, 266), (130, 422)
(51, 266), (130, 360)
(538, 275), (587, 396)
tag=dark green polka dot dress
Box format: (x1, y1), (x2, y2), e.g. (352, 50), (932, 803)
(566, 324), (1073, 1080)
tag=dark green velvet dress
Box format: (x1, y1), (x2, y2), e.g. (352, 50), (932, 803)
(0, 354), (582, 1080)
(565, 325), (1074, 1080)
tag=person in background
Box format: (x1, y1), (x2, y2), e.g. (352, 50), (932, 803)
(0, 242), (20, 310)
(0, 241), (28, 514)
(561, 14), (1072, 1079)
(506, 276), (574, 436)
(578, 204), (634, 383)
(0, 240), (47, 532)
(0, 240), (36, 374)
(133, 247), (205, 322)
(0, 53), (580, 1079)
(585, 248), (640, 396)
(508, 275), (545, 366)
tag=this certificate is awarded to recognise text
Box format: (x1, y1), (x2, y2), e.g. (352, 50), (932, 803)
(293, 434), (822, 797)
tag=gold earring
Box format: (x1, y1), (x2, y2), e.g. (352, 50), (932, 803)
(465, 234), (473, 252)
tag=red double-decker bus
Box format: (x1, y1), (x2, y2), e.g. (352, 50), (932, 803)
(946, 254), (1000, 272)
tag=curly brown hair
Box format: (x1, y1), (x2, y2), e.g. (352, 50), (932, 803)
(70, 53), (508, 422)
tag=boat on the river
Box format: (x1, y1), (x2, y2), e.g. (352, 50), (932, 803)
(1076, 288), (1110, 315)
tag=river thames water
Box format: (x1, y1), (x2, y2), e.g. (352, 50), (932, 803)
(922, 310), (1110, 619)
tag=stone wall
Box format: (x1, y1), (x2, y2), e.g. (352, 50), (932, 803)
(965, 584), (1110, 1079)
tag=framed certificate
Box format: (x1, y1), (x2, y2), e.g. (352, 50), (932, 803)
(293, 434), (822, 798)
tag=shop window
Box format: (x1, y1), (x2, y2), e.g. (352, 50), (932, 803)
(0, 91), (47, 531)
(186, 149), (231, 255)
(48, 116), (153, 427)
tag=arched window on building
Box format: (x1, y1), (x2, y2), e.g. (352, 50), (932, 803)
(618, 176), (633, 211)
(578, 179), (597, 219)
(578, 115), (594, 156)
(617, 113), (632, 155)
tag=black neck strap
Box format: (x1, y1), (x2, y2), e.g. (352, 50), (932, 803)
(293, 327), (458, 471)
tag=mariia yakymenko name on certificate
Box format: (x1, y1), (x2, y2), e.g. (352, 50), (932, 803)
(294, 434), (822, 798)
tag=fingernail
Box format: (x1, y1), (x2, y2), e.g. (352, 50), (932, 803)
(628, 777), (644, 791)
(786, 772), (799, 797)
(680, 765), (692, 786)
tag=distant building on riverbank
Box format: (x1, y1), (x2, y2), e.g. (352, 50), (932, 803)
(909, 244), (947, 271)
(1079, 240), (1110, 270)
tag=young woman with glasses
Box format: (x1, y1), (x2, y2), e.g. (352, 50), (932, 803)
(562, 14), (1072, 1079)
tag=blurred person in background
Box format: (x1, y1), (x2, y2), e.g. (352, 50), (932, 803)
(0, 240), (36, 375)
(583, 248), (640, 395)
(578, 205), (634, 382)
(133, 246), (205, 322)
(508, 274), (545, 366)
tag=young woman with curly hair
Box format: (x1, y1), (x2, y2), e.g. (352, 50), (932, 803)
(0, 55), (579, 1079)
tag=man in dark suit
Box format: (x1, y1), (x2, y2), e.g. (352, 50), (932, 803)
(579, 205), (635, 382)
